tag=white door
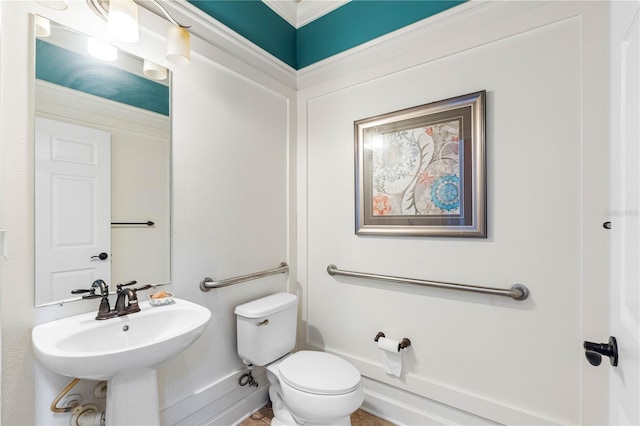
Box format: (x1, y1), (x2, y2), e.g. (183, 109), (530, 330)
(608, 1), (640, 424)
(35, 117), (111, 305)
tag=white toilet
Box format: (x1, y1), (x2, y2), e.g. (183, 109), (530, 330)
(235, 292), (364, 426)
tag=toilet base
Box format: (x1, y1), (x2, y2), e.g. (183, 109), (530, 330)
(267, 363), (356, 426)
(270, 392), (297, 426)
(271, 415), (351, 426)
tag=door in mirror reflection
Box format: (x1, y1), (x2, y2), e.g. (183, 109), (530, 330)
(35, 117), (112, 306)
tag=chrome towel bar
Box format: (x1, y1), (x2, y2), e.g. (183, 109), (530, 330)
(326, 264), (529, 301)
(200, 262), (289, 291)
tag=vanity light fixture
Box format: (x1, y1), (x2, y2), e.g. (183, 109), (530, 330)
(87, 0), (191, 66)
(107, 0), (139, 43)
(143, 59), (168, 80)
(166, 25), (190, 65)
(35, 15), (52, 37)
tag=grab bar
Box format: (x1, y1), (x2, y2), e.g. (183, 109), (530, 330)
(326, 264), (529, 301)
(200, 262), (289, 291)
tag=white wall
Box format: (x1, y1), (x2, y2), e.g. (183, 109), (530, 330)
(297, 1), (610, 425)
(160, 27), (293, 424)
(0, 1), (294, 425)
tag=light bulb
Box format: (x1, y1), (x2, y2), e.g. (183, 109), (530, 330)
(108, 0), (139, 43)
(87, 37), (118, 62)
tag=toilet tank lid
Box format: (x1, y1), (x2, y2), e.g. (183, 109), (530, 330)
(234, 292), (298, 318)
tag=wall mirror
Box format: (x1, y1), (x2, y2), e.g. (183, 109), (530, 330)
(34, 17), (171, 307)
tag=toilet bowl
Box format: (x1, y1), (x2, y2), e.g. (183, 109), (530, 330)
(267, 351), (364, 426)
(235, 293), (363, 425)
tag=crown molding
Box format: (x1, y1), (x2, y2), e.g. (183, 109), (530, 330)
(151, 1), (493, 91)
(296, 0), (350, 28)
(261, 0), (299, 27)
(262, 0), (350, 28)
(160, 0), (297, 89)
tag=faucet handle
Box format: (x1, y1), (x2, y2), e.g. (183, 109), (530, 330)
(116, 280), (137, 290)
(70, 288), (101, 299)
(133, 284), (154, 292)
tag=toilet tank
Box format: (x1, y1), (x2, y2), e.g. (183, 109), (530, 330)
(235, 292), (298, 366)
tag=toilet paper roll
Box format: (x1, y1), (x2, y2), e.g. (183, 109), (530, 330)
(377, 337), (402, 377)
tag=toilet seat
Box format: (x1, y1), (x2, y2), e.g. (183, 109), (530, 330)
(278, 351), (361, 395)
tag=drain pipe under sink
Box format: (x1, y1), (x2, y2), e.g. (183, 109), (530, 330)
(51, 378), (107, 425)
(71, 404), (105, 426)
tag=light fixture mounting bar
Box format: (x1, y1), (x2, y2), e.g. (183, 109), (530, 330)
(146, 0), (190, 28)
(86, 0), (190, 28)
(87, 0), (109, 21)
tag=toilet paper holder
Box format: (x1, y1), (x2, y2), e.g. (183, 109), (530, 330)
(374, 332), (411, 351)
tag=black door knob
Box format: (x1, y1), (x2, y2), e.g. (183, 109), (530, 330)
(91, 252), (109, 260)
(584, 336), (618, 367)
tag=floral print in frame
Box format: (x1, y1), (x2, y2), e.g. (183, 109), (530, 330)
(355, 91), (486, 237)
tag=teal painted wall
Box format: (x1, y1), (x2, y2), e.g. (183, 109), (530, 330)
(36, 40), (170, 116)
(188, 0), (465, 69)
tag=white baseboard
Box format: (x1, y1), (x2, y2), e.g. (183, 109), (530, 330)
(305, 345), (556, 425)
(360, 377), (498, 426)
(159, 359), (544, 426)
(160, 367), (490, 426)
(204, 386), (269, 426)
(161, 369), (268, 426)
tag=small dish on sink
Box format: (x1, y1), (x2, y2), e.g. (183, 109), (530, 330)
(149, 290), (174, 306)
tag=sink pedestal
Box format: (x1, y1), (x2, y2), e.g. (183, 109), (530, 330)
(106, 367), (159, 425)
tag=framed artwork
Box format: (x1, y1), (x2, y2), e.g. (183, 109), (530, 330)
(354, 91), (486, 237)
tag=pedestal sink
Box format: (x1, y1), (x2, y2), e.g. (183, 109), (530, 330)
(32, 298), (211, 425)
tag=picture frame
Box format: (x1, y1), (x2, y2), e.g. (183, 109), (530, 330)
(354, 91), (486, 237)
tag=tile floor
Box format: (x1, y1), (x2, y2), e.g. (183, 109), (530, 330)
(239, 404), (395, 426)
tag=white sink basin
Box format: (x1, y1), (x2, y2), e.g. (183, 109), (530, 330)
(32, 298), (211, 380)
